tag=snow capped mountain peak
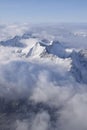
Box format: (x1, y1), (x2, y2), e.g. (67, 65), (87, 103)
(45, 40), (72, 58)
(26, 42), (46, 57)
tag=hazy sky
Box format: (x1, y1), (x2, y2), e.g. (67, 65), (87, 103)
(0, 0), (87, 23)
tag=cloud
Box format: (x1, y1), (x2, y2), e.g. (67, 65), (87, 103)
(0, 58), (87, 130)
(0, 23), (87, 130)
(0, 23), (29, 41)
(31, 111), (50, 130)
(16, 120), (29, 130)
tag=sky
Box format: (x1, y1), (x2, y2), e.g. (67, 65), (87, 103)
(0, 0), (87, 23)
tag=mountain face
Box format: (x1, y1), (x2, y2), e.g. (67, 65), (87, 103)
(0, 36), (26, 47)
(0, 24), (87, 130)
(71, 49), (87, 84)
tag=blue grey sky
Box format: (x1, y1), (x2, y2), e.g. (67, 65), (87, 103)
(0, 0), (87, 23)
